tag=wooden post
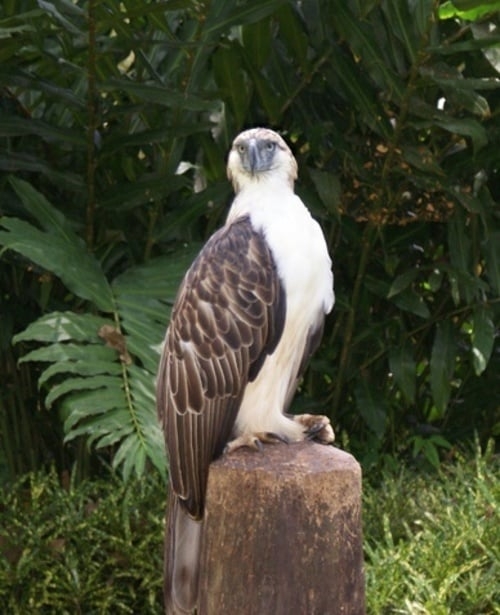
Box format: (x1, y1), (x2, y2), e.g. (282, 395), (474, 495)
(198, 442), (365, 615)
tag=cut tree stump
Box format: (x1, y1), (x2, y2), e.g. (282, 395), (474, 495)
(198, 441), (365, 615)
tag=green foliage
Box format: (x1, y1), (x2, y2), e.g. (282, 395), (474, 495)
(0, 0), (499, 478)
(0, 470), (165, 613)
(364, 441), (500, 614)
(0, 446), (497, 613)
(440, 0), (500, 20)
(1, 177), (201, 480)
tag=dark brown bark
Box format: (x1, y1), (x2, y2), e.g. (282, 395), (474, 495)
(198, 442), (365, 615)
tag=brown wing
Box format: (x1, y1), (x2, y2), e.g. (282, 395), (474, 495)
(157, 215), (286, 519)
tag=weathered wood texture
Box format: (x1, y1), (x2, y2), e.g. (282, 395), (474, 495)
(198, 442), (365, 615)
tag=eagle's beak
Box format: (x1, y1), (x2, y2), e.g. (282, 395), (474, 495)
(248, 140), (259, 174)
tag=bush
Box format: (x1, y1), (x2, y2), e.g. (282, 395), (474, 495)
(0, 470), (164, 613)
(364, 441), (500, 614)
(0, 444), (498, 614)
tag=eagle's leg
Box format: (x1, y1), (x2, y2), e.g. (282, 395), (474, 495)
(293, 413), (335, 444)
(224, 431), (288, 454)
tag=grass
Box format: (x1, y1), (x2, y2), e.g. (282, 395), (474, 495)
(0, 443), (498, 614)
(0, 473), (165, 614)
(363, 442), (499, 614)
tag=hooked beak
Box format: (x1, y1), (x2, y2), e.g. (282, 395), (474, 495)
(248, 140), (259, 174)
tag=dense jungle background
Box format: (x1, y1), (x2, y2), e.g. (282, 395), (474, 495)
(0, 0), (499, 612)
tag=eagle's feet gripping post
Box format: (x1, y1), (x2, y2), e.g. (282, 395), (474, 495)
(224, 432), (288, 454)
(224, 415), (334, 455)
(294, 413), (335, 444)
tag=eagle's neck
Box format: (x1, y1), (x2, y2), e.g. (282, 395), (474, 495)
(226, 178), (295, 226)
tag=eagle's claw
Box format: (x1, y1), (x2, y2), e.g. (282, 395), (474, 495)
(294, 414), (335, 444)
(224, 431), (289, 454)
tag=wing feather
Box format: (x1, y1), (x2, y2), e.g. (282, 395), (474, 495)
(157, 215), (285, 519)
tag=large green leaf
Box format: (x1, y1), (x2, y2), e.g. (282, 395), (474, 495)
(430, 322), (456, 415)
(213, 44), (249, 128)
(276, 4), (310, 73)
(389, 342), (416, 403)
(333, 0), (404, 96)
(0, 115), (86, 146)
(471, 307), (495, 376)
(0, 217), (114, 312)
(204, 0), (287, 35)
(240, 56), (282, 122)
(435, 117), (488, 152)
(38, 360), (122, 387)
(45, 375), (122, 409)
(1, 179), (114, 312)
(354, 378), (388, 438)
(242, 17), (272, 70)
(98, 174), (187, 211)
(387, 270), (419, 299)
(14, 304), (168, 480)
(392, 289), (430, 319)
(13, 312), (108, 344)
(381, 0), (419, 63)
(18, 342), (115, 365)
(113, 249), (197, 369)
(101, 79), (217, 112)
(485, 232), (500, 294)
(37, 0), (83, 34)
(62, 393), (129, 434)
(328, 48), (393, 138)
(439, 0), (500, 20)
(101, 121), (214, 154)
(0, 153), (84, 192)
(0, 67), (86, 108)
(309, 169), (342, 216)
(10, 242), (195, 480)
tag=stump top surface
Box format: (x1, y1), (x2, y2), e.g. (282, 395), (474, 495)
(210, 441), (360, 477)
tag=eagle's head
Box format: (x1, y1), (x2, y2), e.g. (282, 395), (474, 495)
(227, 127), (298, 193)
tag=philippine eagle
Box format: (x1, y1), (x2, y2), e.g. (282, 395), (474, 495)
(157, 127), (335, 614)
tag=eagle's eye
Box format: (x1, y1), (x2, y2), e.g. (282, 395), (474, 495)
(265, 141), (276, 152)
(237, 143), (246, 154)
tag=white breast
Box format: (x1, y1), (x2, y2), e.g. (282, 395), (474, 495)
(227, 181), (334, 439)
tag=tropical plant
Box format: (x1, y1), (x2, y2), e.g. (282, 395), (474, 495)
(1, 176), (199, 479)
(0, 0), (288, 479)
(0, 469), (165, 613)
(1, 0), (499, 479)
(0, 443), (498, 613)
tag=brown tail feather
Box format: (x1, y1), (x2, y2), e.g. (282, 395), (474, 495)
(164, 495), (202, 615)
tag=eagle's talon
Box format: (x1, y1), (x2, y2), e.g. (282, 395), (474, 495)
(263, 431), (289, 444)
(305, 422), (326, 437)
(293, 413), (335, 444)
(224, 431), (288, 454)
(254, 438), (264, 452)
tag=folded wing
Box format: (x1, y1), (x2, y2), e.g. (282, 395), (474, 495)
(157, 215), (286, 519)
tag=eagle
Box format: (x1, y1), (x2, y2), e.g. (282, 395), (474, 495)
(157, 127), (335, 614)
